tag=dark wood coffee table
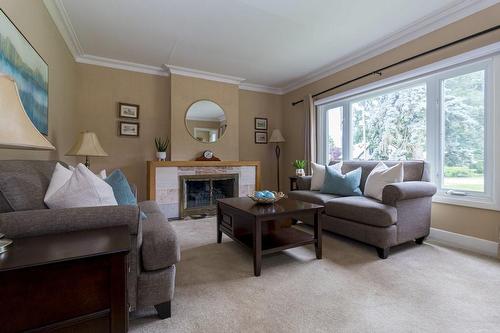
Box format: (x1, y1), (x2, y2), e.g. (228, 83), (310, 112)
(216, 197), (323, 276)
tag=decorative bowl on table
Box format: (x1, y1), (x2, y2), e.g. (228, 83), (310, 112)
(248, 190), (287, 204)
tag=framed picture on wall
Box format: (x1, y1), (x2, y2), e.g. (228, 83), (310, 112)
(0, 9), (49, 135)
(119, 102), (140, 119)
(119, 121), (140, 136)
(255, 131), (267, 144)
(254, 117), (268, 130)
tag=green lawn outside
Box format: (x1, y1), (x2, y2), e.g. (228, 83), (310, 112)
(443, 176), (484, 192)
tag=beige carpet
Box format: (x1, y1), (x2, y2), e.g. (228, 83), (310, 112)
(130, 217), (500, 333)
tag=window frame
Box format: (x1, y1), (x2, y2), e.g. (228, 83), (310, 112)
(315, 49), (498, 210)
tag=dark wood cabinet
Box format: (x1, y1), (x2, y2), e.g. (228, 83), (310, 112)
(0, 226), (130, 333)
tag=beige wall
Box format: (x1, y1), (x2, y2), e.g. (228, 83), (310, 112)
(282, 4), (500, 242)
(0, 1), (77, 164)
(75, 63), (170, 201)
(170, 74), (239, 160)
(239, 90), (283, 190)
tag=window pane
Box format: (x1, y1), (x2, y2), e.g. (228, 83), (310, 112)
(351, 84), (426, 160)
(326, 106), (343, 163)
(442, 70), (485, 192)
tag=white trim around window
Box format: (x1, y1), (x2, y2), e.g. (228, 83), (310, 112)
(315, 42), (500, 211)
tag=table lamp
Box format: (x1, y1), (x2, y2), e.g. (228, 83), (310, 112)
(269, 129), (286, 191)
(66, 131), (108, 168)
(0, 74), (55, 253)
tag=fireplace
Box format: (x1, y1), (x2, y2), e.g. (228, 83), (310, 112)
(179, 174), (239, 218)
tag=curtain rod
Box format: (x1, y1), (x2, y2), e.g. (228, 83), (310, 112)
(291, 24), (500, 106)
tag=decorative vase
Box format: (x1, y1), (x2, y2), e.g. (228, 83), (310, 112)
(295, 168), (305, 177)
(156, 151), (167, 161)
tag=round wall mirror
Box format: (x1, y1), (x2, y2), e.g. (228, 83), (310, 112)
(185, 100), (227, 143)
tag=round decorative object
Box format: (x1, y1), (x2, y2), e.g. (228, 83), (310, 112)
(203, 150), (214, 159)
(185, 100), (227, 143)
(248, 191), (287, 204)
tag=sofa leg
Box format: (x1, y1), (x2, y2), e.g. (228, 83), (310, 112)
(155, 301), (171, 319)
(376, 247), (390, 259)
(415, 236), (427, 245)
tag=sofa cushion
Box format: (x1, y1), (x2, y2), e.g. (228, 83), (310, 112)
(104, 169), (137, 205)
(0, 160), (57, 212)
(288, 190), (339, 205)
(44, 163), (73, 204)
(321, 166), (362, 196)
(332, 160), (430, 191)
(325, 196), (397, 227)
(364, 162), (403, 201)
(44, 164), (117, 209)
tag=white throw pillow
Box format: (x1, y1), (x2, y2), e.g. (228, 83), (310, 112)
(310, 161), (342, 191)
(68, 165), (106, 179)
(364, 162), (404, 201)
(98, 169), (107, 179)
(44, 163), (73, 203)
(45, 163), (117, 209)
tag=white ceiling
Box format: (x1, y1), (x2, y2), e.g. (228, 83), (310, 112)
(45, 0), (498, 93)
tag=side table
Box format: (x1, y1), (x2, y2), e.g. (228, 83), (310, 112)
(0, 226), (130, 332)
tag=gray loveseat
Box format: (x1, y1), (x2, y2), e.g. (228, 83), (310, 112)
(0, 160), (179, 319)
(288, 160), (437, 259)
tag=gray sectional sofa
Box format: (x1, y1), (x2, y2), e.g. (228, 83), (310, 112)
(288, 160), (437, 258)
(0, 160), (179, 319)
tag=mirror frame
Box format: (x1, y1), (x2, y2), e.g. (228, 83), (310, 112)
(184, 99), (227, 144)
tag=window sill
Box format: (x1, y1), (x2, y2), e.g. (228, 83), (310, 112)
(433, 194), (499, 211)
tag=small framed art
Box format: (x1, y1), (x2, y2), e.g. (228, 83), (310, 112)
(255, 131), (268, 144)
(254, 117), (268, 130)
(119, 102), (140, 119)
(119, 122), (140, 136)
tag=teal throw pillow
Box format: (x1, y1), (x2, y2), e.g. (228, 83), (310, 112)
(321, 166), (362, 196)
(104, 169), (147, 219)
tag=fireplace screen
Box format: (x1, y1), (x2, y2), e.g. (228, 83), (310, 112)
(180, 174), (238, 217)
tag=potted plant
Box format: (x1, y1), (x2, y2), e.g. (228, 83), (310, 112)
(154, 137), (169, 161)
(293, 160), (306, 177)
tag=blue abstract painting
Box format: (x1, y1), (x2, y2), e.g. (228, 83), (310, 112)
(0, 9), (48, 135)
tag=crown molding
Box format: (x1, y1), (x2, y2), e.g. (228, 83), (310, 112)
(281, 0), (499, 94)
(238, 83), (284, 95)
(45, 0), (497, 96)
(43, 0), (84, 57)
(77, 55), (167, 76)
(164, 64), (245, 85)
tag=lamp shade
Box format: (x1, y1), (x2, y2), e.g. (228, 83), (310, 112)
(269, 129), (285, 143)
(66, 131), (108, 157)
(0, 75), (55, 150)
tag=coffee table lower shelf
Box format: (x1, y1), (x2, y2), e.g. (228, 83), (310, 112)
(222, 226), (315, 255)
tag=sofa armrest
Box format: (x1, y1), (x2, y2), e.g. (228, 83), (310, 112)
(142, 218), (180, 271)
(0, 205), (140, 238)
(382, 181), (437, 206)
(297, 176), (312, 190)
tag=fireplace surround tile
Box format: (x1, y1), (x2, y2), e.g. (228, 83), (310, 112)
(151, 162), (259, 219)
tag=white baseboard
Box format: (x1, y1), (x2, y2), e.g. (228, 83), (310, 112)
(428, 228), (498, 258)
